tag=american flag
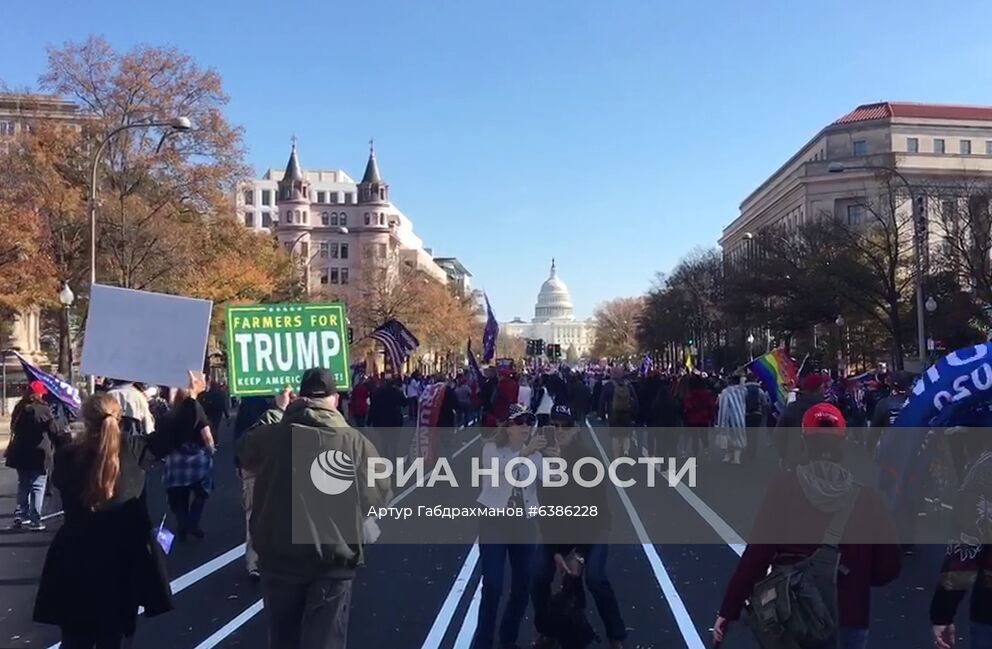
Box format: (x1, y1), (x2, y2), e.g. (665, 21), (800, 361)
(371, 320), (420, 374)
(482, 293), (499, 363)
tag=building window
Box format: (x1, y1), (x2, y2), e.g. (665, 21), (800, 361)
(907, 137), (919, 153)
(934, 138), (945, 154)
(286, 209), (293, 223)
(341, 268), (349, 285)
(330, 268), (340, 284)
(331, 213), (339, 226)
(303, 211), (308, 224)
(329, 192), (338, 204)
(321, 212), (329, 225)
(262, 212), (272, 228)
(261, 189), (272, 206)
(341, 243), (349, 259)
(317, 191), (326, 203)
(320, 270), (329, 285)
(244, 211), (254, 227)
(852, 140), (867, 156)
(243, 190), (254, 205)
(379, 214), (386, 225)
(846, 205), (864, 226)
(0, 121), (15, 136)
(340, 214), (347, 227)
(331, 243), (340, 259)
(364, 212), (371, 225)
(300, 242), (309, 257)
(319, 242), (329, 259)
(961, 140), (972, 155)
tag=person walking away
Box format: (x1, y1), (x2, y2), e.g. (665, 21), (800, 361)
(406, 373), (423, 420)
(369, 377), (407, 463)
(743, 374), (770, 462)
(532, 376), (556, 427)
(474, 404), (546, 649)
(775, 373), (828, 470)
(232, 390), (292, 581)
(599, 368), (638, 458)
(532, 404), (625, 649)
(867, 371), (913, 454)
(491, 371), (521, 429)
(238, 368), (392, 649)
(162, 388), (216, 541)
(106, 379), (156, 437)
(199, 381), (229, 437)
(930, 428), (992, 649)
(568, 373), (592, 424)
(4, 381), (65, 531)
(649, 377), (682, 459)
(682, 375), (715, 460)
(34, 372), (202, 648)
(348, 378), (371, 428)
(712, 404), (901, 649)
(716, 375), (748, 465)
(454, 377), (473, 427)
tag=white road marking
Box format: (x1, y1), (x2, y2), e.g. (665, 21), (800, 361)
(190, 429), (484, 648)
(451, 581), (483, 649)
(419, 542), (480, 649)
(584, 419), (706, 649)
(40, 510), (64, 521)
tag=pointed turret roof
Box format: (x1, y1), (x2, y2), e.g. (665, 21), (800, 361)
(361, 139), (382, 184)
(283, 139), (304, 182)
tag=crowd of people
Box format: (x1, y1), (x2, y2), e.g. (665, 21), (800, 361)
(3, 358), (991, 649)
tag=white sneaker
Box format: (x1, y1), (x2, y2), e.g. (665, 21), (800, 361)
(26, 521), (47, 532)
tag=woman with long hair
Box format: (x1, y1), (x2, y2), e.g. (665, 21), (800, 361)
(34, 373), (200, 648)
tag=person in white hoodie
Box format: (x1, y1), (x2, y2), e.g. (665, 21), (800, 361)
(107, 380), (156, 436)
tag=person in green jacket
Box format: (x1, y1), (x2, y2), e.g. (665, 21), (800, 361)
(238, 367), (392, 649)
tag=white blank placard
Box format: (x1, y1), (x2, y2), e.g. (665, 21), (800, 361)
(80, 284), (213, 388)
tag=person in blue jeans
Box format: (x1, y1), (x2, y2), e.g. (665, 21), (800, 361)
(474, 404), (546, 649)
(4, 381), (64, 532)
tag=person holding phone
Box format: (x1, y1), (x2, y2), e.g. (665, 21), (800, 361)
(531, 404), (625, 649)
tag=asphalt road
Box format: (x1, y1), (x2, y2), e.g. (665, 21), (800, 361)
(0, 418), (972, 649)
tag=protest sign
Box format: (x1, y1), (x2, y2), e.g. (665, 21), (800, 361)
(226, 302), (351, 396)
(80, 285), (212, 388)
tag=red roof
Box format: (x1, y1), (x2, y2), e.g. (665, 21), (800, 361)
(833, 101), (992, 125)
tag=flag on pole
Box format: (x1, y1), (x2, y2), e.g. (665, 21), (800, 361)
(482, 293), (499, 363)
(747, 348), (798, 415)
(684, 351), (694, 372)
(639, 355), (654, 377)
(466, 339), (482, 384)
(14, 351), (81, 416)
(371, 320), (420, 375)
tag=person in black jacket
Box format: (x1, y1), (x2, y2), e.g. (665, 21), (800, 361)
(33, 372), (200, 648)
(4, 381), (65, 531)
(369, 378), (407, 462)
(531, 404), (625, 649)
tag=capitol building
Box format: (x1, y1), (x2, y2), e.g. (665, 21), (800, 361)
(502, 260), (594, 359)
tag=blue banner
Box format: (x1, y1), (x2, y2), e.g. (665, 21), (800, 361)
(15, 351), (82, 416)
(482, 293), (499, 363)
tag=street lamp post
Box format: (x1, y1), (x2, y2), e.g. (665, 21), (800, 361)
(828, 161), (927, 368)
(58, 282), (75, 386)
(88, 117), (192, 395)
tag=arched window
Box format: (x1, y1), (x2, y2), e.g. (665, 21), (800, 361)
(303, 211), (308, 224)
(321, 212), (329, 226)
(340, 214), (347, 227)
(286, 209), (293, 223)
(331, 213), (339, 225)
(379, 213), (385, 225)
(364, 212), (371, 225)
(294, 210), (301, 222)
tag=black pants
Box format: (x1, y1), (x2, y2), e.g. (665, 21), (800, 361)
(167, 484), (209, 535)
(60, 628), (126, 649)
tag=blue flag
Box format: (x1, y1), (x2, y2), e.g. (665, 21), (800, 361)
(15, 351), (82, 416)
(466, 339), (482, 384)
(639, 355), (654, 377)
(482, 293), (499, 363)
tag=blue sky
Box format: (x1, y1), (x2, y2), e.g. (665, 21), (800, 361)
(3, 1), (992, 320)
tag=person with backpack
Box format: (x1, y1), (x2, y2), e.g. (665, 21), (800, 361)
(598, 368), (638, 458)
(743, 374), (770, 462)
(712, 403), (901, 649)
(237, 367), (392, 649)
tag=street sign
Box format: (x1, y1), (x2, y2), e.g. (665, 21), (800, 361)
(225, 302), (351, 396)
(80, 285), (212, 388)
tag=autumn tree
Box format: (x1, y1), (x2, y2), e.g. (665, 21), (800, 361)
(591, 296), (643, 359)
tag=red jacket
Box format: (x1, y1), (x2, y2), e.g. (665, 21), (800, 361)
(491, 378), (519, 423)
(350, 382), (370, 417)
(720, 471), (901, 629)
(682, 388), (716, 427)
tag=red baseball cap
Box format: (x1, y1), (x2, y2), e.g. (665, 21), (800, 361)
(28, 380), (47, 397)
(801, 403), (847, 436)
(800, 373), (828, 392)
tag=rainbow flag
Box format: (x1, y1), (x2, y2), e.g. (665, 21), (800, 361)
(747, 348), (797, 414)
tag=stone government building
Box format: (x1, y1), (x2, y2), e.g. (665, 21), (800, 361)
(502, 260), (593, 359)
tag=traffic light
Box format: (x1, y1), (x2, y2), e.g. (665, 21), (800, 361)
(536, 339), (545, 356)
(546, 343), (562, 360)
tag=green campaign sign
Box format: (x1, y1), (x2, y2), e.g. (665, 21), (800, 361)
(225, 303), (351, 396)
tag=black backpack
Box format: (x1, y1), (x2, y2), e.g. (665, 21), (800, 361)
(745, 485), (861, 649)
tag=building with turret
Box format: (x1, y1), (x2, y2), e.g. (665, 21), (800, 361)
(502, 260), (594, 359)
(237, 141), (454, 296)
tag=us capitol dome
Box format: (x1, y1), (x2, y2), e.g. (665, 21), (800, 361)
(502, 259), (593, 359)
